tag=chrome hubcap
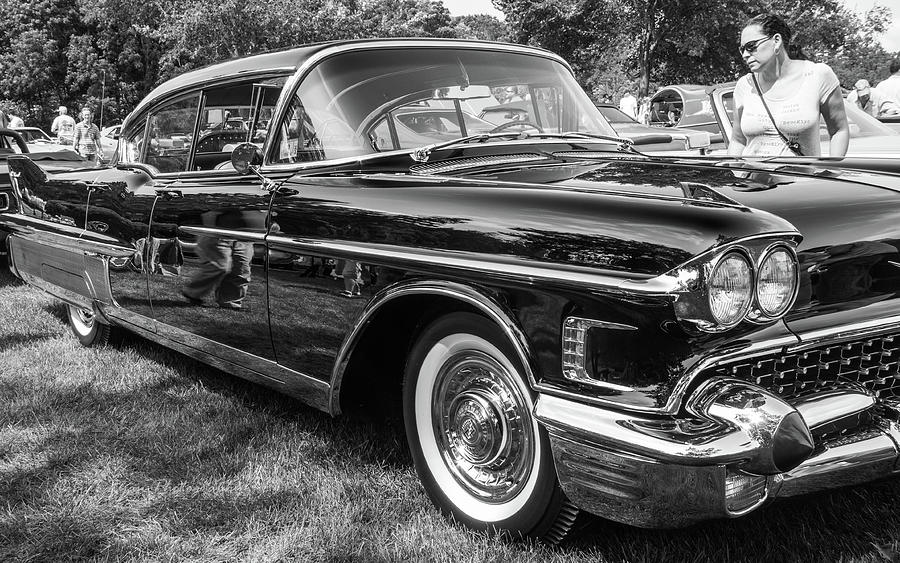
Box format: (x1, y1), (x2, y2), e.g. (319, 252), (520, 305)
(433, 351), (533, 503)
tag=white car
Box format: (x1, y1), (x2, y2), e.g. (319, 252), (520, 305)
(12, 127), (70, 153)
(100, 124), (122, 162)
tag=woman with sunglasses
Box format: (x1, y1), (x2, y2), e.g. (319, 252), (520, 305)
(729, 14), (848, 157)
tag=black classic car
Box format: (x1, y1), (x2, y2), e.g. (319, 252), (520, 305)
(2, 39), (900, 542)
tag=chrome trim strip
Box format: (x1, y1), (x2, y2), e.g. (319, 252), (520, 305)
(328, 280), (535, 414)
(265, 40), (573, 166)
(787, 314), (900, 352)
(104, 307), (333, 413)
(266, 235), (657, 293)
(179, 226), (267, 242)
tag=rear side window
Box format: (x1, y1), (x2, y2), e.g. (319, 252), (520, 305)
(145, 95), (200, 173)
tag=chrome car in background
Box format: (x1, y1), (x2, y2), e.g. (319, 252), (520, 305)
(594, 103), (711, 153)
(13, 126), (70, 153)
(2, 40), (900, 542)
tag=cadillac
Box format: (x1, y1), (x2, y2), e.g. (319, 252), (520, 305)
(2, 39), (900, 543)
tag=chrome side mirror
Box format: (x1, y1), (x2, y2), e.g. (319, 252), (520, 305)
(230, 143), (264, 175)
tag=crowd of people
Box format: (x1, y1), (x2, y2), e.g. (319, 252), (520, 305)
(2, 104), (105, 164)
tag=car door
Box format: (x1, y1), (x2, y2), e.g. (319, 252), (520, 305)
(146, 79), (285, 366)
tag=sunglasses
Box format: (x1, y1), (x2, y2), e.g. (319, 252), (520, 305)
(739, 36), (772, 54)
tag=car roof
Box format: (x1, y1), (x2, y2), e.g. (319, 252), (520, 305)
(127, 39), (563, 129)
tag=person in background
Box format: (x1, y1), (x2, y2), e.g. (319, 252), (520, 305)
(618, 91), (638, 120)
(7, 114), (24, 128)
(637, 96), (651, 124)
(875, 58), (900, 117)
(72, 107), (103, 165)
(729, 13), (848, 157)
(51, 106), (76, 145)
(847, 79), (886, 118)
(0, 109), (8, 129)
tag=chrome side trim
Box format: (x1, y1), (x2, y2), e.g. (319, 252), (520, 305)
(328, 280), (535, 414)
(787, 314), (900, 352)
(179, 226), (267, 242)
(104, 307), (332, 413)
(265, 40), (573, 166)
(267, 235), (657, 293)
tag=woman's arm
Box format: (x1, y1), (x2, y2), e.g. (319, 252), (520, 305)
(728, 104), (747, 156)
(822, 86), (849, 157)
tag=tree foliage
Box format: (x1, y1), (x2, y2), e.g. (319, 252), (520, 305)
(0, 0), (895, 127)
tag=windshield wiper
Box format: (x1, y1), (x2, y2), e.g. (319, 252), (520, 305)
(410, 131), (638, 163)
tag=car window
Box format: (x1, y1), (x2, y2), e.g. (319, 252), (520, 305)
(145, 95), (200, 174)
(122, 120), (146, 164)
(195, 83), (255, 171)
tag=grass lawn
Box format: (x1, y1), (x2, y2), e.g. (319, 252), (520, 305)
(1, 267), (899, 562)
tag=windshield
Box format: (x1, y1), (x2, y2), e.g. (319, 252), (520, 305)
(272, 48), (615, 162)
(17, 129), (50, 142)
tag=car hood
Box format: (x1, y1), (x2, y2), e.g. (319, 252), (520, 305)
(542, 157), (900, 336)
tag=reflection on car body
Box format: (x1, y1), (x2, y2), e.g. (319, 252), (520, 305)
(3, 40), (900, 542)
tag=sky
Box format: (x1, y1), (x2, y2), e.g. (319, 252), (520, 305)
(441, 0), (900, 52)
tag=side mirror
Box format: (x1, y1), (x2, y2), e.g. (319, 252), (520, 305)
(230, 143), (264, 175)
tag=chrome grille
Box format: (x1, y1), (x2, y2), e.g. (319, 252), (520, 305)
(710, 333), (900, 401)
(409, 154), (547, 175)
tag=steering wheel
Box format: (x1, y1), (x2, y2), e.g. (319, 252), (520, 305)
(489, 120), (544, 134)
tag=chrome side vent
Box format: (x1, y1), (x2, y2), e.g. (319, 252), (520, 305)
(409, 154), (547, 175)
(0, 192), (9, 212)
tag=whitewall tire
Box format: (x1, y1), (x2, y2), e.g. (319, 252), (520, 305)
(403, 312), (574, 540)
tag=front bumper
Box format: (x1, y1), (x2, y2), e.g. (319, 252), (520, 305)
(536, 392), (900, 528)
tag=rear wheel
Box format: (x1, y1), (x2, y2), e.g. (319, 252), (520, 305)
(402, 312), (576, 541)
(67, 304), (117, 347)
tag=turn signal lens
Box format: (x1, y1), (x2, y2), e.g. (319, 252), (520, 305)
(709, 252), (752, 327)
(757, 248), (797, 316)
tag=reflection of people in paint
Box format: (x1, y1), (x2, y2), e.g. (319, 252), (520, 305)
(182, 236), (253, 309)
(182, 209), (263, 309)
(340, 260), (361, 297)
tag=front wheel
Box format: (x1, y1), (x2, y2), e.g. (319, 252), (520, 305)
(67, 304), (118, 347)
(403, 312), (576, 541)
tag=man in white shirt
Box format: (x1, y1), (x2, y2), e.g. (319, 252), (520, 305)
(50, 105), (76, 145)
(618, 91), (638, 119)
(875, 58), (900, 117)
(8, 114), (24, 128)
(847, 79), (886, 117)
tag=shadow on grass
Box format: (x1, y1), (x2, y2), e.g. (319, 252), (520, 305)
(5, 297), (899, 561)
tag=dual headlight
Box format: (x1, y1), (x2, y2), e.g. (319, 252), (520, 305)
(674, 243), (799, 332)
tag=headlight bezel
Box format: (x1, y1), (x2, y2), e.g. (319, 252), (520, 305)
(669, 236), (800, 333)
(746, 243), (800, 323)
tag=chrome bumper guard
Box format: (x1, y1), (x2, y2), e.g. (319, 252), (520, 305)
(536, 388), (900, 528)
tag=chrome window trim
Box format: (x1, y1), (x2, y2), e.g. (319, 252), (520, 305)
(264, 41), (575, 167)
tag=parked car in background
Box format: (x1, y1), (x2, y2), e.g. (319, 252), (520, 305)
(12, 126), (69, 153)
(650, 83), (900, 156)
(99, 124), (121, 162)
(594, 103), (711, 153)
(0, 128), (87, 265)
(3, 40), (900, 542)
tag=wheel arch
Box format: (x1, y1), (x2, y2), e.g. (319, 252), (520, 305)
(329, 280), (538, 416)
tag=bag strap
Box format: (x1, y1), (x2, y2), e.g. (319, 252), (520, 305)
(750, 73), (801, 155)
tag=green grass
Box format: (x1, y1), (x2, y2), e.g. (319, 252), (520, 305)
(1, 266), (900, 562)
